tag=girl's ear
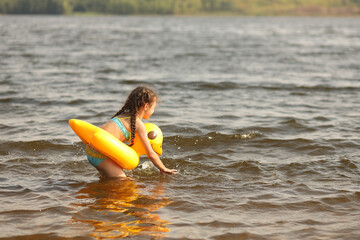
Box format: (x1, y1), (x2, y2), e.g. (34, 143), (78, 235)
(142, 103), (151, 112)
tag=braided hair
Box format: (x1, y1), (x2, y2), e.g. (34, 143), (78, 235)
(112, 86), (157, 146)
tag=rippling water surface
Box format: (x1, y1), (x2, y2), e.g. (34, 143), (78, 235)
(1, 16), (360, 239)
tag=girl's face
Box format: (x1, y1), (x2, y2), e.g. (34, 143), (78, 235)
(143, 101), (157, 119)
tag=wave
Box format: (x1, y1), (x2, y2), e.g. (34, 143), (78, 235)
(0, 96), (94, 108)
(0, 139), (82, 157)
(119, 79), (360, 93)
(1, 132), (358, 183)
(164, 125), (360, 161)
(165, 130), (263, 152)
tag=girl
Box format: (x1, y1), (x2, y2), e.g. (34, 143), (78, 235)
(86, 86), (177, 178)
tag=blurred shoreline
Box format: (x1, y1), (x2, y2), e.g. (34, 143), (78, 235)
(1, 11), (360, 17)
(1, 0), (359, 17)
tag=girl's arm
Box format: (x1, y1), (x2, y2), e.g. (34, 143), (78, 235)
(136, 120), (177, 175)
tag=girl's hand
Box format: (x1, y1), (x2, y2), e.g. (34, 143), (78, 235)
(160, 168), (177, 175)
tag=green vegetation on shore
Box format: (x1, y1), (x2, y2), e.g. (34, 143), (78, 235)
(1, 0), (359, 16)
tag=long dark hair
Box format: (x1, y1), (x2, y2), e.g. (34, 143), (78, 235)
(112, 86), (157, 146)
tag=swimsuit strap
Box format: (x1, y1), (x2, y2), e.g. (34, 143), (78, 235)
(117, 117), (131, 120)
(111, 117), (131, 141)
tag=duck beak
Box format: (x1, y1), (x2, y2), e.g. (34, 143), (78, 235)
(152, 143), (163, 156)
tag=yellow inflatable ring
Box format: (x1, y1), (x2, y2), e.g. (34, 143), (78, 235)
(69, 119), (163, 170)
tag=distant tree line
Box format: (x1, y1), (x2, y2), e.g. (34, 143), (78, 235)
(1, 0), (360, 15)
(0, 0), (63, 14)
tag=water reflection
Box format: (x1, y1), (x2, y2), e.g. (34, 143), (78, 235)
(71, 178), (172, 239)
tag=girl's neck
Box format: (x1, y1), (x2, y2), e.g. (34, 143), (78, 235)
(136, 108), (145, 119)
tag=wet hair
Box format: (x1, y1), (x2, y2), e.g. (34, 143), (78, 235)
(112, 86), (157, 146)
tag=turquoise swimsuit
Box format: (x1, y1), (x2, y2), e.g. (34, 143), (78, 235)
(112, 117), (131, 141)
(86, 117), (131, 167)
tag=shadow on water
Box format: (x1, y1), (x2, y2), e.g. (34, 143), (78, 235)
(70, 178), (172, 239)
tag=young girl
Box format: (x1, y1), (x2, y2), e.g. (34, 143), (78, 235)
(86, 86), (177, 178)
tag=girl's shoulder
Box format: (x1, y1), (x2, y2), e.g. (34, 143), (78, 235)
(112, 114), (144, 130)
(135, 118), (146, 131)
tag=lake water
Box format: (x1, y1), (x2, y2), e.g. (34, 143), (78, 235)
(0, 15), (360, 239)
